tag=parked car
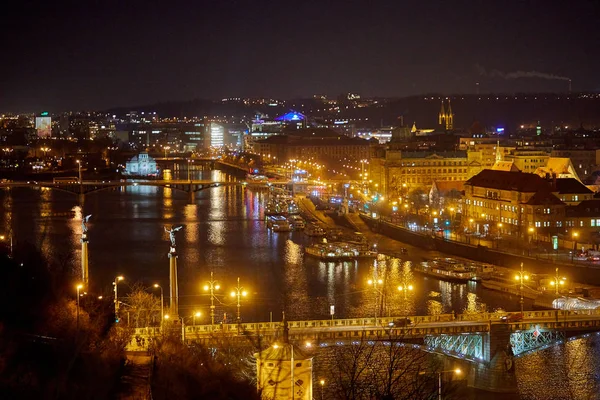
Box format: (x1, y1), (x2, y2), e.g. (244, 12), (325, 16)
(500, 313), (523, 323)
(388, 318), (413, 327)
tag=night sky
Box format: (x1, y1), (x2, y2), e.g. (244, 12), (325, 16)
(1, 0), (599, 112)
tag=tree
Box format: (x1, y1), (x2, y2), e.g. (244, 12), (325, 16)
(320, 329), (458, 400)
(121, 283), (161, 328)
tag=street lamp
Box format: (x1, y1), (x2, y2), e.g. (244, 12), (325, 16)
(319, 379), (325, 400)
(549, 268), (566, 296)
(203, 272), (220, 326)
(153, 283), (164, 329)
(368, 277), (384, 324)
(0, 233), (13, 256)
(193, 311), (202, 326)
(528, 227), (535, 255)
(76, 160), (82, 183)
(113, 276), (124, 320)
(40, 147), (50, 160)
(230, 277), (248, 325)
(76, 284), (84, 331)
(187, 158), (194, 182)
(514, 262), (529, 315)
(572, 231), (579, 263)
(420, 369), (461, 400)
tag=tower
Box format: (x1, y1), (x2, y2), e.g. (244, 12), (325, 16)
(446, 100), (454, 130)
(438, 100), (454, 131)
(438, 100), (446, 127)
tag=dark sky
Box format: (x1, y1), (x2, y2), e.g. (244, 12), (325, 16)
(1, 0), (599, 112)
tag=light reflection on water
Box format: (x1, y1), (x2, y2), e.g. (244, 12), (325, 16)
(1, 172), (600, 398)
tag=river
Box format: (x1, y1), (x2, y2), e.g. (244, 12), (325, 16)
(0, 169), (598, 399)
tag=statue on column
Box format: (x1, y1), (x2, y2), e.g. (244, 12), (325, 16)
(165, 225), (184, 251)
(82, 214), (92, 238)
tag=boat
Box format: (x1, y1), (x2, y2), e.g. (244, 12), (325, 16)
(304, 224), (326, 237)
(288, 215), (306, 230)
(305, 242), (378, 261)
(414, 260), (476, 283)
(266, 215), (292, 232)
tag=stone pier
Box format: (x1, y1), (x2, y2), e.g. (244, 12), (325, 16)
(467, 323), (518, 392)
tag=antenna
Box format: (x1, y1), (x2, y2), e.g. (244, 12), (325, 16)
(568, 79), (572, 94)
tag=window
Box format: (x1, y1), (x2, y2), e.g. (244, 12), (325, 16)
(296, 363), (302, 367)
(574, 195), (579, 202)
(580, 221), (584, 227)
(535, 221), (541, 227)
(592, 220), (596, 227)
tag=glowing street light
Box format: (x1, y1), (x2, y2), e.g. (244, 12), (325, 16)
(230, 277), (248, 325)
(113, 275), (124, 319)
(203, 272), (220, 325)
(549, 267), (567, 295)
(514, 263), (529, 314)
(572, 231), (579, 263)
(153, 283), (164, 329)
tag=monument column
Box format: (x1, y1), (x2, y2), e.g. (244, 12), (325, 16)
(165, 225), (183, 319)
(81, 215), (92, 289)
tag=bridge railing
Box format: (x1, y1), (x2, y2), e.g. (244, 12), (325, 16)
(130, 310), (600, 338)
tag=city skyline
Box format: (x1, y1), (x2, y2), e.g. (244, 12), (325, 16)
(1, 1), (599, 112)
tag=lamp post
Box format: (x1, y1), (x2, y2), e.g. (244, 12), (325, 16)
(419, 369), (461, 400)
(76, 284), (83, 331)
(514, 262), (529, 315)
(203, 272), (220, 326)
(153, 283), (164, 330)
(187, 158), (194, 182)
(528, 227), (535, 256)
(76, 160), (82, 183)
(230, 277), (247, 325)
(0, 233), (13, 257)
(367, 277), (384, 325)
(40, 147), (50, 161)
(549, 267), (566, 296)
(496, 222), (503, 249)
(319, 379), (325, 400)
(468, 218), (474, 244)
(113, 275), (124, 320)
(192, 311), (201, 326)
(572, 231), (579, 263)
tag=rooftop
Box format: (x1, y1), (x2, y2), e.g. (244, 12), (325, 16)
(466, 170), (549, 192)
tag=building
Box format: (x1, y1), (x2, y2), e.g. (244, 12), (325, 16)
(551, 148), (600, 179)
(253, 128), (370, 164)
(553, 178), (594, 205)
(124, 152), (158, 176)
(565, 199), (600, 246)
(503, 149), (550, 174)
(534, 157), (581, 182)
(463, 170), (566, 238)
(370, 150), (474, 195)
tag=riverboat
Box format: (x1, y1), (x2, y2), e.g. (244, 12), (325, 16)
(414, 260), (476, 283)
(288, 215), (306, 230)
(305, 242), (378, 261)
(304, 224), (326, 237)
(266, 215), (292, 232)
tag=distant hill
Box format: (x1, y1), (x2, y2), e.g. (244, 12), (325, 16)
(107, 93), (600, 130)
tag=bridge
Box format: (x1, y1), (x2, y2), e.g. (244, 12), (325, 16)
(0, 179), (291, 196)
(130, 309), (600, 393)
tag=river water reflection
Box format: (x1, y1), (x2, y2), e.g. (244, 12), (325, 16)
(0, 170), (598, 399)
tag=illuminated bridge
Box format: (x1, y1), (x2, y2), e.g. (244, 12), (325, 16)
(131, 310), (600, 392)
(0, 179), (291, 196)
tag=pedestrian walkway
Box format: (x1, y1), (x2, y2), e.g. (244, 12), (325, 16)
(118, 351), (153, 400)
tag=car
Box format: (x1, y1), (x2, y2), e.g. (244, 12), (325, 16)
(388, 318), (412, 328)
(587, 255), (600, 262)
(400, 248), (408, 255)
(500, 313), (523, 323)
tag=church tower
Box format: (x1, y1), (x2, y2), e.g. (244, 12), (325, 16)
(446, 100), (454, 130)
(438, 101), (446, 128)
(438, 100), (454, 131)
